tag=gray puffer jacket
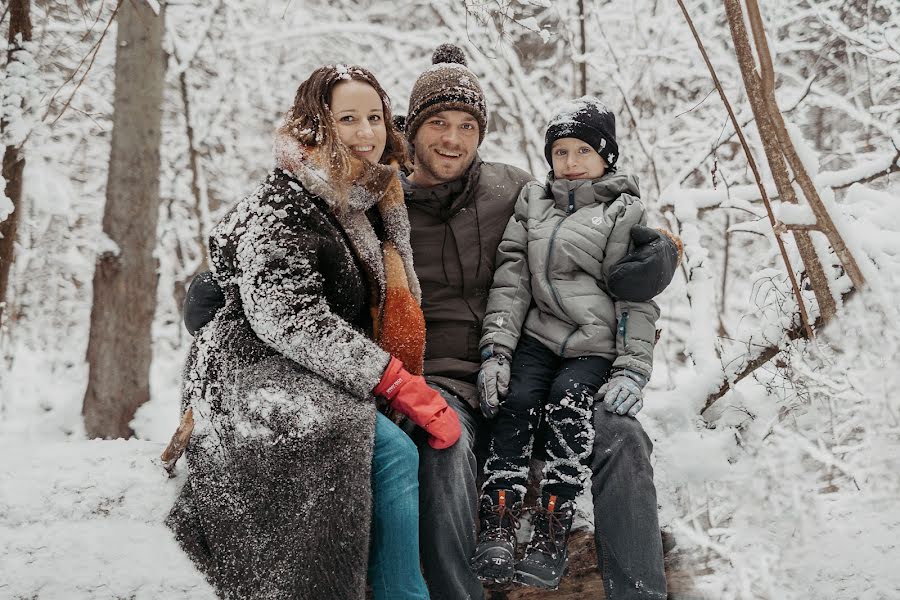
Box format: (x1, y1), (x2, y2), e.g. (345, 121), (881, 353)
(480, 172), (660, 378)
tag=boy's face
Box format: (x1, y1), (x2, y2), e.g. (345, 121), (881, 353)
(551, 137), (607, 180)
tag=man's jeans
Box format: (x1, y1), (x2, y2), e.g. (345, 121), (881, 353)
(415, 391), (486, 600)
(369, 412), (430, 600)
(416, 389), (667, 600)
(591, 407), (667, 599)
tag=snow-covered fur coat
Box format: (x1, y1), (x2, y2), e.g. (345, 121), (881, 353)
(167, 137), (422, 599)
(480, 172), (660, 378)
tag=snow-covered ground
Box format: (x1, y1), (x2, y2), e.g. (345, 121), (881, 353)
(0, 441), (214, 599)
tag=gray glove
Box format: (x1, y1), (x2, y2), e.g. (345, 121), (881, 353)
(477, 344), (512, 419)
(597, 370), (648, 417)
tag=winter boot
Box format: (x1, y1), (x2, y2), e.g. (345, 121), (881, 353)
(513, 493), (576, 589)
(470, 489), (522, 584)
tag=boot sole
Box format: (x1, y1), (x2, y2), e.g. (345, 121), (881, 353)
(513, 561), (567, 590)
(471, 547), (516, 584)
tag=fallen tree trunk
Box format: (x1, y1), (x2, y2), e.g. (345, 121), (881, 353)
(484, 527), (704, 599)
(486, 462), (705, 599)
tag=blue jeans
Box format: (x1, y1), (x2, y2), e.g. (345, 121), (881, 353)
(369, 412), (430, 600)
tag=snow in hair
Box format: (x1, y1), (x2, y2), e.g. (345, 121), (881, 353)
(333, 63), (361, 80)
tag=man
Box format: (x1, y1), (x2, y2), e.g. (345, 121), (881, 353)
(184, 44), (675, 600)
(399, 44), (670, 599)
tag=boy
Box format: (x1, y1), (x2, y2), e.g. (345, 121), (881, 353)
(471, 96), (680, 590)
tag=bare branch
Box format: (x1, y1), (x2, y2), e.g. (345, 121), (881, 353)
(677, 0), (815, 340)
(43, 1), (124, 126)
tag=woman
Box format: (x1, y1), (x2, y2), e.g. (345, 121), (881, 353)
(167, 65), (460, 600)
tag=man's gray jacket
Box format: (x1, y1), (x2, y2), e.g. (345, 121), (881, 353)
(480, 172), (660, 378)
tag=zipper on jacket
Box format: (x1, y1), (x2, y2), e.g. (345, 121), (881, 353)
(546, 216), (574, 321)
(618, 311), (629, 346)
(567, 189), (575, 214)
(559, 326), (579, 356)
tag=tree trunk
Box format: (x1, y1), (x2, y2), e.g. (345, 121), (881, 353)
(577, 0), (587, 96)
(82, 0), (166, 439)
(742, 0), (866, 291)
(0, 0), (32, 324)
(723, 0), (838, 323)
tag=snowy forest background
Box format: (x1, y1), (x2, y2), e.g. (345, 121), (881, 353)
(1, 0), (899, 598)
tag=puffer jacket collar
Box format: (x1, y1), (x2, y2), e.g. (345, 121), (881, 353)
(545, 170), (642, 213)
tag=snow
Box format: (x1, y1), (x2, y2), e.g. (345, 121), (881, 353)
(0, 36), (41, 147)
(775, 202), (815, 226)
(518, 16), (540, 32)
(0, 441), (214, 599)
(546, 95), (612, 130)
(2, 1), (899, 598)
(0, 35), (42, 227)
(0, 189), (12, 223)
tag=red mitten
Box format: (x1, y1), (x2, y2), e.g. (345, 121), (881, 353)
(373, 357), (461, 449)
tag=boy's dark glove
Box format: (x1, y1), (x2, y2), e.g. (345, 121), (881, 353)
(183, 271), (226, 335)
(607, 225), (683, 302)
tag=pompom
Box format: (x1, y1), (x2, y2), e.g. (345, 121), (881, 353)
(392, 114), (407, 133)
(432, 43), (467, 66)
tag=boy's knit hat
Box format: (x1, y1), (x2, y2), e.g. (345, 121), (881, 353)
(544, 96), (618, 170)
(406, 43), (488, 145)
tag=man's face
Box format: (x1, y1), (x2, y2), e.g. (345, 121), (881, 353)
(410, 110), (480, 187)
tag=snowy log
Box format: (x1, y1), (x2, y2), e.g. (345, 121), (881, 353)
(482, 527), (701, 599)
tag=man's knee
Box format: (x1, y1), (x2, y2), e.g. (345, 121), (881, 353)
(591, 409), (654, 466)
(415, 388), (478, 491)
(418, 420), (476, 478)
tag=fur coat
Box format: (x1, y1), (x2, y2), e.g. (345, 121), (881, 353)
(167, 136), (422, 599)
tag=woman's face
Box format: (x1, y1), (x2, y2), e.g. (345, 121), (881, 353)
(330, 80), (387, 164)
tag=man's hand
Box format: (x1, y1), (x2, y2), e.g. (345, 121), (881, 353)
(184, 271), (226, 335)
(597, 370), (648, 418)
(477, 345), (512, 419)
(607, 224), (682, 302)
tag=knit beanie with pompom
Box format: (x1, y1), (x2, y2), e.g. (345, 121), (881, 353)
(405, 43), (488, 145)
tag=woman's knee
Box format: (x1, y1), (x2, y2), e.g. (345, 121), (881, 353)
(374, 413), (419, 475)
